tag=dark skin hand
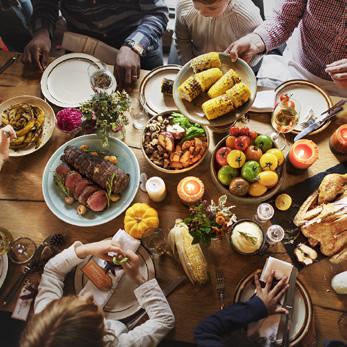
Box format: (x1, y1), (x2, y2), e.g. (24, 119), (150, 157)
(255, 270), (289, 315)
(115, 45), (141, 90)
(22, 29), (51, 71)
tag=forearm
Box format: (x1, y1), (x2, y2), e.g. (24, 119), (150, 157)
(31, 0), (59, 37)
(253, 0), (306, 52)
(174, 33), (194, 65)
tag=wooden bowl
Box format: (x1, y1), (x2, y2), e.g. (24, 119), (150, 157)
(141, 110), (210, 174)
(210, 135), (286, 204)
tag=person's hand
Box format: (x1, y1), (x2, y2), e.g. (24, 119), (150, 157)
(115, 45), (141, 89)
(122, 249), (145, 286)
(75, 240), (123, 262)
(0, 125), (16, 160)
(22, 29), (51, 71)
(225, 33), (265, 63)
(254, 271), (289, 315)
(325, 59), (347, 88)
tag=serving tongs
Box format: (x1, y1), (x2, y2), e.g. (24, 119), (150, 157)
(0, 233), (65, 306)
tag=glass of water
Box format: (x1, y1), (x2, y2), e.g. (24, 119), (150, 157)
(130, 94), (148, 130)
(266, 225), (285, 245)
(255, 203), (274, 223)
(142, 228), (167, 258)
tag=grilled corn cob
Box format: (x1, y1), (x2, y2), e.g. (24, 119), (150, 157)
(190, 52), (221, 73)
(207, 69), (241, 98)
(226, 82), (251, 108)
(178, 76), (203, 102)
(168, 219), (208, 285)
(195, 68), (223, 92)
(202, 94), (234, 120)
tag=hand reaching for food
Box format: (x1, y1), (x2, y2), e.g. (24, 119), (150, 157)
(76, 240), (123, 262)
(325, 59), (347, 88)
(254, 271), (289, 315)
(0, 125), (16, 162)
(121, 250), (146, 286)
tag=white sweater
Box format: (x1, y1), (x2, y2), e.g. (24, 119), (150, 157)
(34, 242), (175, 347)
(174, 0), (263, 64)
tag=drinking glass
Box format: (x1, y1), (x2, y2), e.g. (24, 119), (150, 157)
(88, 62), (117, 94)
(255, 203), (274, 223)
(266, 225), (285, 245)
(130, 94), (148, 130)
(142, 228), (167, 258)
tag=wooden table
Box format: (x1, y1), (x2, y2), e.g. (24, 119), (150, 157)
(0, 51), (346, 345)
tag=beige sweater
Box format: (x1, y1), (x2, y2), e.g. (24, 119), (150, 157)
(174, 0), (263, 64)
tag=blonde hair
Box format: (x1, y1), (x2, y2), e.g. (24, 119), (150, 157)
(20, 296), (116, 347)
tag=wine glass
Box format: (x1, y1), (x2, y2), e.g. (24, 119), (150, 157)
(142, 228), (167, 258)
(0, 227), (36, 264)
(130, 94), (148, 130)
(270, 96), (301, 150)
(88, 62), (117, 94)
(266, 225), (285, 245)
(254, 203), (274, 223)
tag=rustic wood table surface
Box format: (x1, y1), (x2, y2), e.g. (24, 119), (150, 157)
(0, 51), (346, 345)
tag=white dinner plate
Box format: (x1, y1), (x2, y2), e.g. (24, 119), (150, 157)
(139, 64), (181, 116)
(234, 271), (312, 346)
(74, 245), (155, 320)
(41, 53), (116, 108)
(0, 254), (8, 289)
(0, 95), (56, 157)
(275, 80), (333, 135)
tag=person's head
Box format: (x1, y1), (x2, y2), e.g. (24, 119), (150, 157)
(193, 0), (230, 17)
(20, 295), (115, 347)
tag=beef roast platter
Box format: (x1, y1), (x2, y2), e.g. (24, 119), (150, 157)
(42, 135), (140, 227)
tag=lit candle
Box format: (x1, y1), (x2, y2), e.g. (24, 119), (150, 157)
(330, 124), (347, 154)
(145, 176), (167, 202)
(177, 176), (205, 205)
(288, 140), (319, 170)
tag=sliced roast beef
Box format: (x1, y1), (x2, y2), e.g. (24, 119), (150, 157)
(74, 179), (91, 199)
(78, 185), (99, 204)
(55, 163), (71, 178)
(87, 190), (108, 212)
(65, 171), (83, 195)
(61, 146), (130, 194)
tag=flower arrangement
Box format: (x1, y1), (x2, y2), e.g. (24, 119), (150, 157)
(56, 108), (82, 133)
(80, 91), (130, 147)
(184, 195), (237, 244)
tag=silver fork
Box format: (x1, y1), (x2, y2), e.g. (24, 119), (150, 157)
(216, 271), (225, 310)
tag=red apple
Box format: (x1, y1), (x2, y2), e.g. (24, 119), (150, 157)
(215, 147), (231, 166)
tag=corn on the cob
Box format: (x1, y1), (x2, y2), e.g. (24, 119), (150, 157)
(168, 219), (208, 285)
(195, 68), (223, 92)
(190, 52), (221, 73)
(202, 94), (234, 120)
(207, 69), (241, 98)
(226, 82), (251, 108)
(178, 76), (203, 102)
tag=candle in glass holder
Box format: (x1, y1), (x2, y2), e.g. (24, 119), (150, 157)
(330, 124), (347, 154)
(145, 176), (166, 202)
(288, 140), (319, 170)
(177, 176), (205, 205)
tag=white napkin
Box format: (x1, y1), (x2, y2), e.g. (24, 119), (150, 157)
(79, 229), (141, 307)
(250, 90), (276, 113)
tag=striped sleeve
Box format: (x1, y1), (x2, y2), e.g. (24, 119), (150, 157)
(31, 0), (59, 37)
(234, 0), (263, 37)
(126, 0), (168, 55)
(254, 0), (306, 52)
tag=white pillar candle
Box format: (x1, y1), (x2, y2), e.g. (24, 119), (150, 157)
(145, 176), (167, 202)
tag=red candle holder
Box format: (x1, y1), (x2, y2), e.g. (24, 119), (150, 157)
(288, 140), (319, 170)
(330, 124), (347, 154)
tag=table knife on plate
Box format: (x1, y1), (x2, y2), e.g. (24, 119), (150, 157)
(126, 276), (186, 330)
(280, 267), (298, 347)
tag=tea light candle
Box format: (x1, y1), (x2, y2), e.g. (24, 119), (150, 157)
(177, 176), (205, 205)
(330, 124), (347, 154)
(145, 176), (166, 202)
(288, 140), (319, 169)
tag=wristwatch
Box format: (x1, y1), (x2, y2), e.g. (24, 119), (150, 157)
(123, 40), (144, 56)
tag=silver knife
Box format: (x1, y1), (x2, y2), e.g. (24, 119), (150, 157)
(294, 106), (344, 141)
(0, 55), (17, 75)
(126, 276), (186, 329)
(280, 267), (298, 347)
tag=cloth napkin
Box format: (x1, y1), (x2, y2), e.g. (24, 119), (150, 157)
(79, 229), (141, 307)
(249, 90), (276, 113)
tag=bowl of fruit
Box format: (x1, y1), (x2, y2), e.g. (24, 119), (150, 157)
(142, 111), (209, 173)
(210, 126), (286, 204)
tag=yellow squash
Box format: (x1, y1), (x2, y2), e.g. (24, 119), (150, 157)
(124, 203), (159, 239)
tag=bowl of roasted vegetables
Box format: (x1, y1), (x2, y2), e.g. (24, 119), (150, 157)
(210, 126), (286, 204)
(173, 52), (257, 128)
(0, 95), (56, 156)
(142, 111), (209, 173)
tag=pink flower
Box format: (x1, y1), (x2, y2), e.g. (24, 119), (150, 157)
(56, 108), (82, 132)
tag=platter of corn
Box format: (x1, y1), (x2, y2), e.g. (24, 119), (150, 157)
(173, 52), (257, 127)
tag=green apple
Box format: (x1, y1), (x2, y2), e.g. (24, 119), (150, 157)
(254, 135), (273, 152)
(241, 161), (261, 182)
(218, 165), (239, 186)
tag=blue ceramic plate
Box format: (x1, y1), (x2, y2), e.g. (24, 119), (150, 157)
(42, 134), (140, 227)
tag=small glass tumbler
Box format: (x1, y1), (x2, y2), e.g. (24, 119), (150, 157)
(255, 203), (274, 223)
(142, 228), (167, 258)
(130, 95), (148, 130)
(266, 225), (285, 245)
